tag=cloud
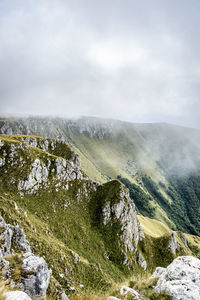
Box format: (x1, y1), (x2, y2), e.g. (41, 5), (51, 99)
(0, 0), (200, 128)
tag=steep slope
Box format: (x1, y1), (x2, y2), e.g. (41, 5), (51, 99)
(0, 134), (199, 299)
(1, 117), (200, 236)
(0, 134), (148, 298)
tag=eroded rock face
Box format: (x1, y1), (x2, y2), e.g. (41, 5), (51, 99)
(18, 158), (49, 192)
(0, 217), (31, 258)
(22, 252), (51, 299)
(0, 137), (84, 194)
(102, 183), (144, 250)
(178, 231), (187, 247)
(0, 217), (50, 299)
(153, 256), (200, 300)
(100, 182), (146, 269)
(167, 232), (178, 255)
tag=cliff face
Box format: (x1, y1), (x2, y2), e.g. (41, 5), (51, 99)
(90, 181), (146, 269)
(0, 134), (147, 298)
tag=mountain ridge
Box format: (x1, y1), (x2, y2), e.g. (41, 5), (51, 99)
(1, 116), (200, 236)
(0, 132), (199, 299)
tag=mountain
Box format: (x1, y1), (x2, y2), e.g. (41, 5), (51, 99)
(0, 129), (200, 298)
(1, 116), (200, 235)
(0, 133), (200, 299)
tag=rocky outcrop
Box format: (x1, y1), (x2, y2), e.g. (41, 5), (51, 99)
(102, 184), (144, 250)
(4, 291), (31, 300)
(0, 217), (31, 257)
(152, 256), (200, 300)
(21, 252), (51, 299)
(167, 232), (178, 255)
(95, 181), (147, 269)
(0, 136), (84, 194)
(178, 231), (187, 247)
(0, 217), (51, 299)
(120, 286), (144, 299)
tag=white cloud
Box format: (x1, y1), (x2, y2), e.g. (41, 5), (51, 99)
(88, 39), (147, 70)
(0, 0), (200, 128)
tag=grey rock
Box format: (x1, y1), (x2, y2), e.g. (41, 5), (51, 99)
(120, 286), (144, 299)
(136, 250), (147, 270)
(101, 183), (146, 268)
(22, 252), (51, 299)
(151, 266), (165, 279)
(108, 297), (121, 300)
(177, 231), (187, 247)
(168, 232), (178, 255)
(18, 158), (48, 193)
(0, 217), (31, 258)
(0, 157), (5, 167)
(153, 256), (200, 300)
(4, 291), (31, 300)
(12, 226), (31, 253)
(71, 251), (79, 264)
(0, 217), (50, 299)
(60, 292), (69, 300)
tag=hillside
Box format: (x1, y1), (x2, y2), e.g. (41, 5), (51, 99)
(1, 117), (200, 236)
(0, 134), (200, 299)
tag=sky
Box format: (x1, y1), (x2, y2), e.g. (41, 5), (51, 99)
(0, 0), (200, 128)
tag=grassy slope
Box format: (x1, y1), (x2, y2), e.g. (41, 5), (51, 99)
(138, 216), (171, 238)
(1, 117), (200, 232)
(0, 134), (200, 299)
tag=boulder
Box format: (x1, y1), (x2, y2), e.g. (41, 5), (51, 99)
(120, 285), (144, 299)
(22, 252), (51, 299)
(153, 256), (200, 300)
(4, 291), (31, 300)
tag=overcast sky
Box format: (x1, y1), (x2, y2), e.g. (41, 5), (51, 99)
(0, 0), (200, 128)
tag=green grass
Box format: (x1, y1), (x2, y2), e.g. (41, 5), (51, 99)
(0, 133), (199, 299)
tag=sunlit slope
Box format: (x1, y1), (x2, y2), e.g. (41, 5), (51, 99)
(138, 215), (171, 238)
(1, 117), (200, 235)
(138, 215), (200, 255)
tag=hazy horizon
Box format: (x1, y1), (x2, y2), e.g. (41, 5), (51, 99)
(1, 1), (200, 129)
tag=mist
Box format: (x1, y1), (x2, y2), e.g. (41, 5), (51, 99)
(0, 0), (200, 128)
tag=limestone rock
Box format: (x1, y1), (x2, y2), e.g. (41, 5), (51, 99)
(107, 297), (121, 300)
(178, 231), (187, 247)
(0, 136), (84, 194)
(135, 250), (147, 270)
(153, 256), (200, 300)
(18, 158), (49, 192)
(4, 291), (31, 300)
(151, 266), (165, 279)
(60, 292), (69, 300)
(0, 217), (50, 299)
(22, 252), (51, 299)
(101, 182), (146, 268)
(168, 232), (178, 255)
(0, 217), (31, 258)
(120, 285), (144, 299)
